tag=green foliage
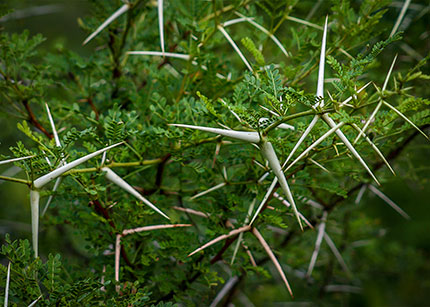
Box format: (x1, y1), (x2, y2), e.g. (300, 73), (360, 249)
(0, 0), (429, 306)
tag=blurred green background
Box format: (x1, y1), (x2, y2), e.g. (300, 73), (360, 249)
(1, 1), (429, 306)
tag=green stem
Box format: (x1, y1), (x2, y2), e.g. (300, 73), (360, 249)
(0, 175), (31, 185)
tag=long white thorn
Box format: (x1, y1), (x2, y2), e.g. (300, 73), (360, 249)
(250, 177), (278, 226)
(122, 224), (191, 236)
(83, 4), (129, 45)
(352, 123), (395, 175)
(30, 190), (40, 258)
(188, 225), (251, 257)
(102, 167), (170, 220)
(274, 193), (314, 229)
(41, 177), (63, 216)
(169, 123), (260, 143)
(323, 233), (352, 277)
(231, 198), (256, 265)
(383, 100), (429, 141)
(316, 16), (329, 107)
(252, 227), (293, 297)
(339, 82), (371, 108)
(390, 0), (411, 37)
(222, 17), (249, 27)
(355, 184), (367, 204)
(307, 211), (327, 277)
(209, 277), (239, 307)
(115, 234), (121, 290)
(28, 295), (42, 307)
(283, 115), (320, 168)
(309, 158), (330, 173)
(217, 25), (253, 72)
(44, 102), (61, 147)
(285, 16), (323, 30)
(368, 184), (410, 219)
(261, 142), (303, 230)
(5, 262), (10, 307)
(0, 155), (35, 166)
(233, 12), (289, 58)
(191, 182), (226, 200)
(323, 114), (380, 185)
(260, 118), (294, 130)
(158, 0), (164, 54)
(33, 142), (122, 189)
(127, 51), (190, 60)
(286, 121), (344, 172)
(283, 18), (327, 167)
(355, 56), (398, 143)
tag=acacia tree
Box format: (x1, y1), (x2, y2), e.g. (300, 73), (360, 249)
(0, 0), (429, 305)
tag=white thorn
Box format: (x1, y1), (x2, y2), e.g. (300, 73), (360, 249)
(190, 182), (227, 200)
(323, 114), (380, 185)
(260, 142), (303, 230)
(286, 121), (344, 172)
(158, 0), (164, 54)
(41, 177), (63, 216)
(45, 102), (61, 147)
(103, 167), (170, 220)
(250, 177), (278, 226)
(30, 190), (40, 258)
(307, 211), (327, 277)
(217, 25), (253, 72)
(233, 12), (289, 58)
(316, 16), (329, 107)
(83, 4), (129, 45)
(0, 155), (34, 166)
(390, 0), (411, 37)
(283, 115), (320, 168)
(355, 184), (367, 204)
(127, 51), (190, 60)
(33, 143), (122, 189)
(368, 184), (410, 219)
(4, 262), (10, 307)
(169, 123), (260, 143)
(339, 82), (371, 107)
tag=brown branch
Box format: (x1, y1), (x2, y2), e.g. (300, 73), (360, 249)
(89, 199), (133, 268)
(23, 100), (53, 139)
